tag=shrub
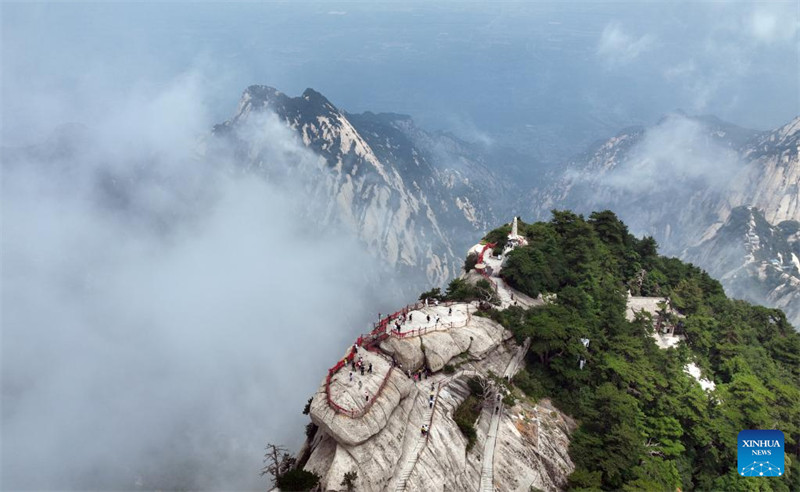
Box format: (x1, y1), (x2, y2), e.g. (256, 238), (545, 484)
(305, 422), (317, 439)
(464, 252), (478, 272)
(454, 395), (482, 451)
(467, 376), (485, 398)
(302, 397), (312, 415)
(341, 470), (358, 491)
(443, 364), (456, 374)
(419, 287), (442, 301)
(276, 469), (320, 491)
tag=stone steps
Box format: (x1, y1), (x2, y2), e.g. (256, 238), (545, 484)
(479, 404), (501, 492)
(394, 390), (438, 491)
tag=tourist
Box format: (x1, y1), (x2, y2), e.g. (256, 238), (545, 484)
(365, 392), (370, 402)
(368, 362), (373, 374)
(360, 365), (365, 376)
(349, 371), (353, 382)
(426, 314), (431, 323)
(409, 313), (413, 322)
(448, 307), (452, 316)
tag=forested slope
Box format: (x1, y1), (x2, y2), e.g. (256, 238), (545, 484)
(482, 211), (800, 491)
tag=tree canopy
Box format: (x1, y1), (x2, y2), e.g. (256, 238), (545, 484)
(485, 210), (800, 491)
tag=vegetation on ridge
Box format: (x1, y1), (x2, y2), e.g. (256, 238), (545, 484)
(483, 210), (800, 491)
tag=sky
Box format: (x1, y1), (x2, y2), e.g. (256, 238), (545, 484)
(2, 1), (798, 157)
(1, 1), (798, 490)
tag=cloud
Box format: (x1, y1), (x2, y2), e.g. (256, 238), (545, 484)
(597, 114), (744, 192)
(1, 72), (394, 490)
(596, 22), (655, 67)
(747, 6), (800, 44)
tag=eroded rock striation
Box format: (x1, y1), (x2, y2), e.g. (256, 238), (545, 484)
(296, 248), (575, 491)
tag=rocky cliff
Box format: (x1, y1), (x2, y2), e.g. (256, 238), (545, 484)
(528, 114), (800, 327)
(295, 247), (575, 491)
(212, 86), (514, 288)
(684, 206), (800, 327)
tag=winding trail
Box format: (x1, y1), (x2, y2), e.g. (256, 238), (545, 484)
(394, 370), (482, 491)
(394, 386), (440, 491)
(479, 404), (501, 491)
(479, 336), (531, 491)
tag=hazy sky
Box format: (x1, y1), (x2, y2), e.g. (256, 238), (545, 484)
(3, 1), (798, 154)
(1, 1), (798, 490)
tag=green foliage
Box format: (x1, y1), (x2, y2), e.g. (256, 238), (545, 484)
(467, 376), (485, 398)
(479, 210), (800, 491)
(419, 287), (442, 301)
(443, 277), (499, 304)
(454, 394), (481, 451)
(443, 364), (456, 374)
(341, 470), (358, 491)
(302, 397), (312, 415)
(305, 422), (317, 439)
(275, 469), (320, 491)
(464, 252), (478, 272)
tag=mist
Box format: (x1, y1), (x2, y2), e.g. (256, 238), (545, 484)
(587, 115), (745, 193)
(1, 74), (398, 490)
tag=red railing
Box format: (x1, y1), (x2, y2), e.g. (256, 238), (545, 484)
(477, 242), (499, 292)
(388, 304), (472, 339)
(323, 300), (471, 417)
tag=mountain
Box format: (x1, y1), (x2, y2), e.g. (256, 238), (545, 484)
(528, 114), (800, 326)
(685, 206), (800, 328)
(287, 212), (800, 491)
(212, 86), (520, 290)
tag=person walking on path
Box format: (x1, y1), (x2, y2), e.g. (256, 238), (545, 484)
(426, 314), (431, 323)
(349, 371), (353, 382)
(360, 365), (365, 376)
(368, 362), (373, 374)
(448, 307), (452, 316)
(365, 392), (370, 402)
(409, 313), (413, 322)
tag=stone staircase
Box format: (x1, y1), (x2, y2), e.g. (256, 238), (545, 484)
(479, 402), (501, 491)
(394, 393), (437, 491)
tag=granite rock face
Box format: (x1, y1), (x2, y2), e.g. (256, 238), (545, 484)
(301, 296), (574, 491)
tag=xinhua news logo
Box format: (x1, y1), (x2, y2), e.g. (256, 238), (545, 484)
(738, 430), (784, 477)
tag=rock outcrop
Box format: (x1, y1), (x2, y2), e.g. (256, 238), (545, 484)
(212, 86), (515, 289)
(297, 248), (575, 491)
(529, 113), (800, 328)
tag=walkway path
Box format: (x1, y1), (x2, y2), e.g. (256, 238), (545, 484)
(503, 337), (531, 381)
(482, 248), (542, 309)
(479, 403), (501, 492)
(394, 387), (440, 491)
(479, 335), (531, 491)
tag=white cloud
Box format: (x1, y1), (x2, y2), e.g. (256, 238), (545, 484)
(596, 22), (655, 67)
(748, 6), (799, 44)
(1, 72), (393, 490)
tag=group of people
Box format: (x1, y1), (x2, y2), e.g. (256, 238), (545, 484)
(347, 351), (374, 391)
(386, 304), (458, 337)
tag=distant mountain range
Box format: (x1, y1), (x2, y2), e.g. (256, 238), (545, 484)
(12, 85), (795, 326)
(211, 86), (799, 326)
(212, 86), (529, 290)
(529, 113), (799, 326)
